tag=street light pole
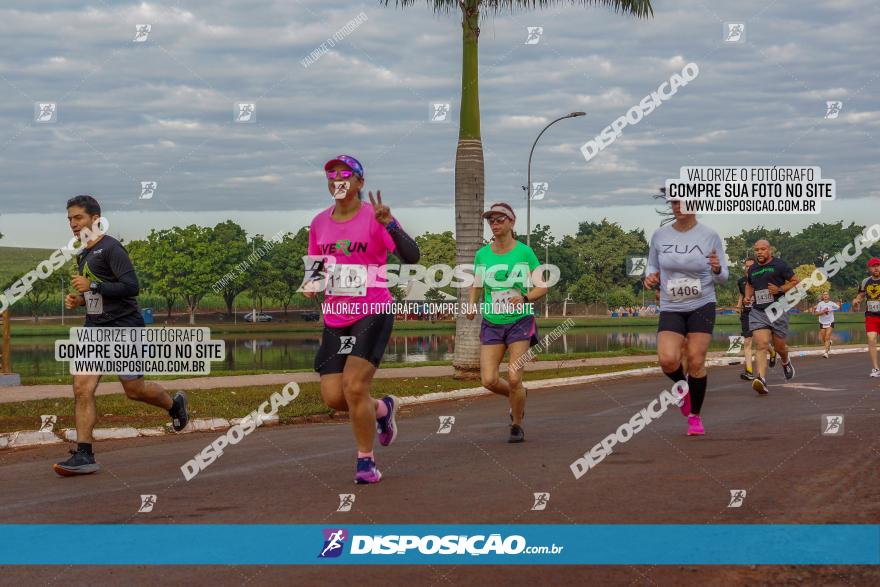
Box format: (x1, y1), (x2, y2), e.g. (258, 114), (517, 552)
(524, 111), (586, 248)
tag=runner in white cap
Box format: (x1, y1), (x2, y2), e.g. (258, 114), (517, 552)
(813, 291), (839, 359)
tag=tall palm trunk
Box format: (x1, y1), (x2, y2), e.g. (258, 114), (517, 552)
(452, 0), (483, 379)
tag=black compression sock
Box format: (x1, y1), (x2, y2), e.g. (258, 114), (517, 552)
(688, 375), (708, 415)
(77, 442), (93, 455)
(664, 365), (685, 384)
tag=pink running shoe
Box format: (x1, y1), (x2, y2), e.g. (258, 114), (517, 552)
(687, 414), (705, 436)
(354, 457), (382, 484)
(672, 379), (690, 417)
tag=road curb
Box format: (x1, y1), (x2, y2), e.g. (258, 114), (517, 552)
(0, 347), (868, 450)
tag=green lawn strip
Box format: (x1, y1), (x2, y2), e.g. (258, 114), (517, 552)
(0, 362), (654, 434)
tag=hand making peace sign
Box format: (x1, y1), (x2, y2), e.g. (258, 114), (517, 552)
(369, 190), (393, 226)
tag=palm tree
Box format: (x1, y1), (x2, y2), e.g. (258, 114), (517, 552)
(382, 1), (654, 379)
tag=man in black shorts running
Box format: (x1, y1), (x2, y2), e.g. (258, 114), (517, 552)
(53, 195), (189, 476)
(744, 239), (799, 394)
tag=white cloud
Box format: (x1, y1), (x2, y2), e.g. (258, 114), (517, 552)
(498, 115), (549, 128)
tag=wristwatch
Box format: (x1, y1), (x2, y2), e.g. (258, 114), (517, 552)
(89, 282), (98, 292)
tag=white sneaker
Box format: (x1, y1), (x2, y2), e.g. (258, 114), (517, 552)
(822, 351), (829, 359)
(871, 368), (880, 378)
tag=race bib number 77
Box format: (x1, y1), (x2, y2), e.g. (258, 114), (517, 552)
(84, 291), (103, 315)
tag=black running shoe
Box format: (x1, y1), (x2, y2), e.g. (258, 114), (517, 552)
(169, 391), (190, 432)
(53, 448), (99, 477)
(752, 376), (769, 395)
(740, 369), (756, 381)
(508, 424), (525, 443)
(782, 359), (795, 381)
(769, 350), (777, 368)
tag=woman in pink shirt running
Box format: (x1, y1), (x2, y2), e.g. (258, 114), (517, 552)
(304, 155), (420, 484)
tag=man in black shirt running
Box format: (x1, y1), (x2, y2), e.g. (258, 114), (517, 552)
(744, 239), (799, 394)
(53, 195), (189, 476)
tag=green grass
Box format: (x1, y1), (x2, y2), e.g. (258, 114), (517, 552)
(0, 361), (654, 433)
(0, 246), (56, 288)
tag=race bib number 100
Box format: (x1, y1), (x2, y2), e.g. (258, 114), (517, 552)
(326, 264), (367, 297)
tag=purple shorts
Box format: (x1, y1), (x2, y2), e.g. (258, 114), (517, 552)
(480, 315), (539, 346)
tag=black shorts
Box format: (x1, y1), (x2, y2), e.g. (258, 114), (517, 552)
(820, 322), (834, 330)
(84, 311), (145, 381)
(658, 302), (716, 336)
(740, 307), (753, 338)
(314, 313), (395, 375)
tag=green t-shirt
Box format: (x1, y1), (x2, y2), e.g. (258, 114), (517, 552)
(473, 240), (541, 325)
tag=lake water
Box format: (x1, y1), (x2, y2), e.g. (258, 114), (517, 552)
(8, 323), (868, 379)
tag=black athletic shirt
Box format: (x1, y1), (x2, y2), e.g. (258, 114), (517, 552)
(76, 235), (140, 324)
(859, 277), (880, 317)
(736, 276), (752, 308)
(747, 257), (795, 311)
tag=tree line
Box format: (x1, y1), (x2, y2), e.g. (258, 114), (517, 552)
(2, 220), (877, 321)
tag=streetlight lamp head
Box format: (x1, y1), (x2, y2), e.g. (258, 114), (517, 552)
(569, 111), (586, 117)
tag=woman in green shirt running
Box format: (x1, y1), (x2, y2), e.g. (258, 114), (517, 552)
(467, 202), (548, 443)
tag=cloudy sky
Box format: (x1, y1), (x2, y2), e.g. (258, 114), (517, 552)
(0, 0), (877, 249)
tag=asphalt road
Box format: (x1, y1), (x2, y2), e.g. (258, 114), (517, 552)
(1, 352), (878, 585)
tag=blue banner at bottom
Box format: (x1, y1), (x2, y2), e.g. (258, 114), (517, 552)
(1, 525), (877, 565)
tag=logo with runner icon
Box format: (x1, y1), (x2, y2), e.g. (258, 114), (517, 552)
(626, 256), (648, 277)
(430, 103), (450, 122)
(724, 23), (745, 43)
(137, 494), (157, 513)
(726, 335), (744, 355)
(235, 103), (256, 123)
(35, 102), (57, 123)
(133, 24), (151, 42)
(727, 489), (746, 508)
(338, 336), (355, 355)
(436, 416), (455, 434)
(39, 415), (57, 432)
(524, 26), (544, 45)
(140, 181), (157, 200)
(332, 181), (349, 199)
(318, 528), (348, 558)
(824, 101), (843, 120)
(337, 494), (355, 512)
(531, 492), (550, 511)
(530, 182), (549, 201)
(821, 414), (844, 436)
